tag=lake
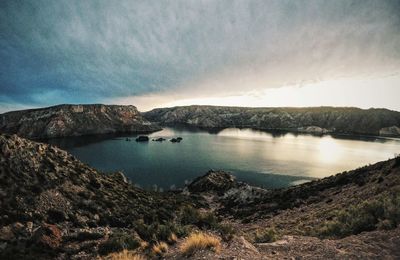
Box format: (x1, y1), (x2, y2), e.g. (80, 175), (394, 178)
(46, 127), (400, 190)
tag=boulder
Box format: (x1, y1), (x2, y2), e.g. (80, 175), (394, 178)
(135, 136), (149, 142)
(32, 224), (62, 249)
(188, 170), (238, 195)
(153, 137), (166, 142)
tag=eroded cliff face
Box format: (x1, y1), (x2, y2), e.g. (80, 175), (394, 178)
(144, 106), (400, 137)
(0, 104), (160, 139)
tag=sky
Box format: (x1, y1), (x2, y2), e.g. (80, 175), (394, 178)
(0, 0), (400, 113)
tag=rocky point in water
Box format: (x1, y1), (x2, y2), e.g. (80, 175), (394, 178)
(0, 104), (160, 139)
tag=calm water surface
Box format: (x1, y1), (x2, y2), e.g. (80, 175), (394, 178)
(47, 127), (400, 190)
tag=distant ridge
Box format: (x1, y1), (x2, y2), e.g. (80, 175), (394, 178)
(0, 104), (160, 139)
(144, 105), (400, 137)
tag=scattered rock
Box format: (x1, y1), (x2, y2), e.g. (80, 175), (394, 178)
(0, 226), (15, 241)
(170, 138), (181, 143)
(153, 137), (166, 142)
(135, 136), (149, 142)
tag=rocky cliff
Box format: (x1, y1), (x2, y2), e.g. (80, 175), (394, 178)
(144, 106), (400, 137)
(0, 104), (160, 139)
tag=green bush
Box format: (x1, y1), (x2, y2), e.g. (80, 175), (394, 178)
(254, 228), (277, 243)
(315, 192), (400, 238)
(98, 232), (140, 255)
(218, 223), (235, 241)
(179, 205), (202, 225)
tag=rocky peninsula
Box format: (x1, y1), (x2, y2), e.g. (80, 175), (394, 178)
(0, 104), (160, 139)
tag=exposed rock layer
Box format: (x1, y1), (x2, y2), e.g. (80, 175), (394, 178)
(0, 104), (160, 139)
(144, 105), (400, 136)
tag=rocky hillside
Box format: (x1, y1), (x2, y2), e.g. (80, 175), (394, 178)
(0, 104), (160, 139)
(0, 134), (196, 259)
(144, 106), (400, 136)
(182, 159), (400, 259)
(1, 134), (399, 259)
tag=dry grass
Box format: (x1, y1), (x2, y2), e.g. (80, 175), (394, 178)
(168, 233), (178, 244)
(180, 232), (221, 256)
(103, 249), (146, 260)
(152, 241), (169, 256)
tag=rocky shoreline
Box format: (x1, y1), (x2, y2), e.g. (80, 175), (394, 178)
(144, 105), (400, 137)
(0, 104), (161, 139)
(1, 133), (400, 259)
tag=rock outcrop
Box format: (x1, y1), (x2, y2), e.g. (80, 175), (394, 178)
(380, 126), (400, 136)
(0, 104), (160, 139)
(187, 170), (239, 195)
(144, 105), (400, 137)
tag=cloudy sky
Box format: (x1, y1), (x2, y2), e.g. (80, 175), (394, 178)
(0, 0), (400, 112)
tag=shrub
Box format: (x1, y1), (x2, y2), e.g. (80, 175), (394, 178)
(178, 206), (236, 241)
(98, 233), (140, 255)
(218, 223), (235, 241)
(198, 212), (219, 229)
(254, 228), (277, 243)
(134, 219), (188, 243)
(180, 232), (221, 256)
(152, 242), (168, 256)
(104, 249), (145, 260)
(315, 192), (400, 238)
(179, 206), (201, 225)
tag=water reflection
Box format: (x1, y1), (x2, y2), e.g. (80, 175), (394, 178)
(45, 127), (400, 190)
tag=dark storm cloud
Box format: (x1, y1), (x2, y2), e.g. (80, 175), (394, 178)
(0, 0), (399, 109)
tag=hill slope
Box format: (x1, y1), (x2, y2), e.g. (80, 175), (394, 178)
(0, 104), (160, 139)
(144, 106), (400, 136)
(1, 134), (399, 259)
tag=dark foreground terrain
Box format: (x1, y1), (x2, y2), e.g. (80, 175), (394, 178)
(144, 105), (400, 137)
(1, 133), (399, 259)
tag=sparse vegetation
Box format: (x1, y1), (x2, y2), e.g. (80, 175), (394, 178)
(254, 228), (278, 243)
(178, 206), (235, 239)
(151, 241), (168, 256)
(180, 232), (221, 256)
(104, 249), (146, 260)
(314, 192), (400, 238)
(98, 233), (140, 255)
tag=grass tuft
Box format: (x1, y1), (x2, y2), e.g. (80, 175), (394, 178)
(151, 242), (168, 256)
(180, 232), (221, 256)
(104, 249), (146, 260)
